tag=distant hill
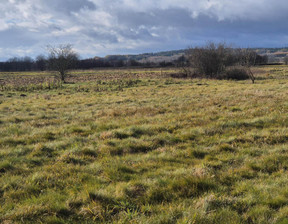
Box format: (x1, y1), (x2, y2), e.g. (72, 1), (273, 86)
(101, 47), (288, 60)
(100, 48), (288, 64)
(102, 49), (185, 63)
(254, 48), (288, 63)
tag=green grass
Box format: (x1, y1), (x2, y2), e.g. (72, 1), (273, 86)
(0, 67), (288, 223)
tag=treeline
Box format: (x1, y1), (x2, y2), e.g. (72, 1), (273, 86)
(0, 56), (185, 72)
(0, 50), (268, 72)
(0, 56), (47, 72)
(78, 56), (186, 69)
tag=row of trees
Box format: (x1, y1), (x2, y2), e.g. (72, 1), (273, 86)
(0, 43), (268, 82)
(0, 56), (152, 72)
(0, 55), (47, 71)
(0, 48), (182, 73)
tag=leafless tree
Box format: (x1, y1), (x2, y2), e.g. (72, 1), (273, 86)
(184, 42), (257, 83)
(185, 42), (233, 78)
(47, 44), (79, 82)
(238, 48), (256, 83)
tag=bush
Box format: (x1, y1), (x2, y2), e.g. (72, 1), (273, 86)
(186, 42), (230, 78)
(224, 68), (250, 80)
(184, 42), (258, 82)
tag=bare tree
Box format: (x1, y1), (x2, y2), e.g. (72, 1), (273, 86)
(238, 49), (256, 83)
(184, 42), (258, 83)
(47, 44), (79, 82)
(185, 42), (232, 78)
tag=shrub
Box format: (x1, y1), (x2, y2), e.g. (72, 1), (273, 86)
(184, 42), (258, 82)
(186, 42), (230, 78)
(224, 68), (250, 80)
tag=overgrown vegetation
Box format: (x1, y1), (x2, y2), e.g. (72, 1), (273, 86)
(184, 42), (267, 82)
(0, 66), (287, 223)
(225, 67), (250, 80)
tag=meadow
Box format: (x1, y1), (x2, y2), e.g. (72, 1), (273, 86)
(0, 66), (287, 223)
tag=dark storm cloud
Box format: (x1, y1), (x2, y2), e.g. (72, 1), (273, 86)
(1, 0), (288, 60)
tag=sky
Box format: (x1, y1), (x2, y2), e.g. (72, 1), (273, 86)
(1, 0), (288, 61)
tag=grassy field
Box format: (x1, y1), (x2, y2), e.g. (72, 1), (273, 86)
(0, 67), (288, 223)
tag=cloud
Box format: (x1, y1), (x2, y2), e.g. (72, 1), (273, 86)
(0, 0), (288, 60)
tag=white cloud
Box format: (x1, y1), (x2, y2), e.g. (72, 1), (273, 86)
(0, 0), (288, 60)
